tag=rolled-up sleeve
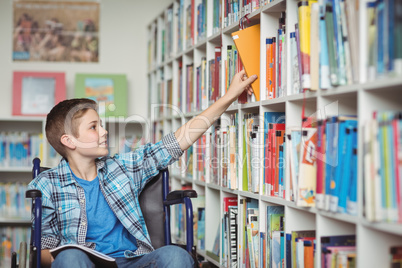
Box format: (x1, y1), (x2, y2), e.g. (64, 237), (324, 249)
(161, 132), (184, 160)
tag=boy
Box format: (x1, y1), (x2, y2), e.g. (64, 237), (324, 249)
(28, 70), (257, 267)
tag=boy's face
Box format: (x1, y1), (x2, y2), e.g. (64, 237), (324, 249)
(70, 109), (108, 158)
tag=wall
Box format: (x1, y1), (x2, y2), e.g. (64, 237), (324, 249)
(0, 0), (172, 119)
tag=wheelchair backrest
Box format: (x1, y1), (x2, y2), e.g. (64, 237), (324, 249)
(138, 171), (165, 249)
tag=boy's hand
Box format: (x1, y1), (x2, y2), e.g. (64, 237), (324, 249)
(225, 70), (258, 102)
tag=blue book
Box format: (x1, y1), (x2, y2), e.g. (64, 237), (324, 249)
(285, 233), (292, 268)
(376, 0), (385, 76)
(321, 234), (356, 247)
(325, 116), (338, 211)
(347, 127), (358, 216)
(388, 0), (395, 71)
(337, 125), (355, 214)
(279, 145), (284, 198)
(330, 117), (357, 213)
(280, 232), (285, 268)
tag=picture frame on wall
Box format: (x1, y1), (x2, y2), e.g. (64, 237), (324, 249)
(75, 73), (127, 117)
(12, 71), (66, 116)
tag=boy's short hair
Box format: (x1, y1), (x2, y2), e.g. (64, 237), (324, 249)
(46, 98), (97, 158)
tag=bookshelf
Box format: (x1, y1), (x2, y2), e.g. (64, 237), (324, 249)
(148, 0), (402, 267)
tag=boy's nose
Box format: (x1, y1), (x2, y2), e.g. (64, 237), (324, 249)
(100, 126), (108, 136)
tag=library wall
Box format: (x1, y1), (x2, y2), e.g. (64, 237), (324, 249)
(0, 0), (172, 119)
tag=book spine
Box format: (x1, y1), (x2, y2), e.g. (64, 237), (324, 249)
(319, 11), (330, 89)
(332, 0), (347, 85)
(325, 3), (340, 86)
(298, 1), (312, 90)
(310, 2), (320, 91)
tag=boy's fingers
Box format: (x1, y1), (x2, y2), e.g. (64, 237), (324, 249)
(238, 70), (246, 77)
(242, 74), (258, 86)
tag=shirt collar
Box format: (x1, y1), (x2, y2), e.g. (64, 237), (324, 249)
(57, 157), (106, 187)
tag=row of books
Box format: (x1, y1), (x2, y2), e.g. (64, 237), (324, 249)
(224, 0), (240, 28)
(263, 112), (286, 197)
(363, 111), (402, 223)
(265, 13), (287, 99)
(171, 192), (206, 251)
(367, 0), (402, 80)
(0, 182), (31, 220)
(294, 0), (401, 92)
(241, 203), (358, 268)
(190, 112), (360, 219)
(288, 115), (359, 217)
(175, 47), (222, 114)
(211, 199), (402, 267)
(0, 132), (42, 167)
(0, 227), (30, 268)
(293, 0), (358, 91)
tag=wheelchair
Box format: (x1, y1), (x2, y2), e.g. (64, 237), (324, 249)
(12, 157), (198, 268)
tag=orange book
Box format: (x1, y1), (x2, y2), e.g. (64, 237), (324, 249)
(266, 38), (272, 99)
(303, 240), (314, 268)
(271, 37), (276, 98)
(231, 24), (261, 101)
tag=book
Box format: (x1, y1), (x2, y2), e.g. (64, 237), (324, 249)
(316, 120), (326, 210)
(310, 2), (320, 90)
(49, 244), (117, 268)
(390, 246), (402, 267)
(321, 235), (356, 268)
(297, 0), (318, 91)
(325, 2), (339, 86)
(296, 127), (318, 207)
(231, 24), (261, 101)
(319, 6), (330, 89)
(290, 230), (315, 268)
(228, 206), (238, 266)
(266, 206), (284, 268)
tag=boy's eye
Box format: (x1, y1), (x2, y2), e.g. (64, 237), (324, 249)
(90, 125), (96, 130)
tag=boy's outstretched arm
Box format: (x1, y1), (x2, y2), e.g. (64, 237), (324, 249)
(174, 70), (257, 151)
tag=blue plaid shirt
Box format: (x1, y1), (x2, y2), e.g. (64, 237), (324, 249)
(28, 133), (183, 257)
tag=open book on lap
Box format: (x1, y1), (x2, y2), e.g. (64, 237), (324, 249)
(50, 244), (118, 268)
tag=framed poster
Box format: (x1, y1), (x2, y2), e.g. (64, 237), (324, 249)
(13, 1), (100, 62)
(13, 71), (66, 116)
(75, 73), (127, 117)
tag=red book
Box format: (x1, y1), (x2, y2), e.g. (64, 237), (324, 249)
(392, 114), (402, 223)
(264, 130), (270, 193)
(223, 196), (238, 212)
(268, 123), (274, 196)
(274, 130), (285, 196)
(316, 120), (326, 209)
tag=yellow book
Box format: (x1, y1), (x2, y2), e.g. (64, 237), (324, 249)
(298, 0), (318, 91)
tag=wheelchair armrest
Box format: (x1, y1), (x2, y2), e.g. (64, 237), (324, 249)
(166, 190), (197, 200)
(26, 189), (42, 199)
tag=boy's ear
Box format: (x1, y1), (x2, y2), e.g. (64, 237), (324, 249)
(61, 134), (76, 150)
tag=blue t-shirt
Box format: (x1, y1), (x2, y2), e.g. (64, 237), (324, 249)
(72, 171), (138, 257)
